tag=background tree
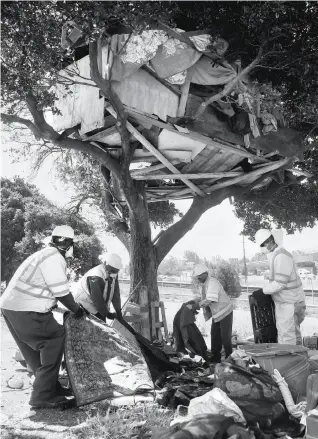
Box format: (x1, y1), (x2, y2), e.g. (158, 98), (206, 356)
(1, 1), (317, 337)
(1, 177), (103, 284)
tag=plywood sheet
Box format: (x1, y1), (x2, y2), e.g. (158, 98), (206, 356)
(112, 69), (179, 120)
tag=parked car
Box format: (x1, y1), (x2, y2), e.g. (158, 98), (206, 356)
(298, 268), (311, 279)
(264, 270), (270, 280)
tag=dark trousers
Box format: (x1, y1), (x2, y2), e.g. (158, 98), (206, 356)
(210, 311), (233, 362)
(2, 309), (65, 403)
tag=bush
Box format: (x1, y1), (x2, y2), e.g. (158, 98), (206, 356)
(212, 261), (242, 299)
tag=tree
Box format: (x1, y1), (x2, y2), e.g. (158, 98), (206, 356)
(1, 2), (317, 338)
(1, 177), (103, 284)
(211, 261), (242, 299)
(183, 250), (201, 265)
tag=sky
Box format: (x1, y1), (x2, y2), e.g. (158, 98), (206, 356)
(2, 147), (318, 266)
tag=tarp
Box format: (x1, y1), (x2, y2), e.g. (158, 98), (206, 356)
(64, 314), (153, 406)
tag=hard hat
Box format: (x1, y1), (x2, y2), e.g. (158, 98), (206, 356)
(194, 263), (208, 277)
(271, 229), (284, 246)
(51, 225), (74, 239)
(105, 253), (123, 270)
(255, 229), (272, 247)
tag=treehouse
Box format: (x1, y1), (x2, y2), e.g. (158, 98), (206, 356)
(51, 24), (310, 202)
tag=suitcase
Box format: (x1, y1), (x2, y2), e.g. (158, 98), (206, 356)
(248, 289), (277, 343)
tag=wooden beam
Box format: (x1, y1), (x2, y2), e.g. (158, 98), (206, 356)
(126, 107), (268, 162)
(106, 105), (206, 196)
(141, 65), (181, 96)
(133, 171), (243, 180)
(130, 159), (181, 176)
(177, 65), (195, 117)
(206, 158), (292, 193)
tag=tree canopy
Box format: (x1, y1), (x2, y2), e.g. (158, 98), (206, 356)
(1, 177), (103, 283)
(1, 1), (317, 337)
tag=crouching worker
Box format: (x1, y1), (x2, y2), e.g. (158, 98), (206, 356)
(193, 264), (233, 363)
(173, 299), (208, 361)
(0, 225), (85, 408)
(73, 253), (123, 322)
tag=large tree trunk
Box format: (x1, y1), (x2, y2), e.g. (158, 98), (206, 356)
(128, 188), (159, 340)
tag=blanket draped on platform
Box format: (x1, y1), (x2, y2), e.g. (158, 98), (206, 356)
(64, 314), (153, 406)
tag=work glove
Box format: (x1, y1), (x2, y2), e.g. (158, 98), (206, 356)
(74, 304), (88, 319)
(106, 312), (117, 320)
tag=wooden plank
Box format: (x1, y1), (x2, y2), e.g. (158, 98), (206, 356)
(177, 65), (195, 117)
(141, 65), (181, 96)
(106, 105), (206, 196)
(160, 301), (169, 340)
(206, 158), (291, 193)
(130, 159), (181, 176)
(133, 171), (243, 180)
(126, 108), (267, 161)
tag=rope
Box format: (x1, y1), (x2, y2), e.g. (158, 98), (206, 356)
(272, 369), (306, 418)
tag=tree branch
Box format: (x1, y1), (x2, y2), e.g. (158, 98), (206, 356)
(0, 113), (42, 140)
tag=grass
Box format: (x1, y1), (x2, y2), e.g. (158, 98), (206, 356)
(69, 403), (173, 439)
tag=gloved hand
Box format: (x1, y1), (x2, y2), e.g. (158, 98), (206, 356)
(106, 312), (117, 320)
(74, 305), (88, 319)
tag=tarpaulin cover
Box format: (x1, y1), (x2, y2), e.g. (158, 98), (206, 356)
(64, 314), (153, 406)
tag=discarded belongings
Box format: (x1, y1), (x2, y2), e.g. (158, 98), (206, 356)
(155, 368), (215, 408)
(214, 357), (284, 422)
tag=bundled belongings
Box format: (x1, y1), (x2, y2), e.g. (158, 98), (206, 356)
(214, 358), (284, 422)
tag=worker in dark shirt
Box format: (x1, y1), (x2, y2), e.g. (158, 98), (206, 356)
(73, 253), (123, 321)
(173, 299), (208, 361)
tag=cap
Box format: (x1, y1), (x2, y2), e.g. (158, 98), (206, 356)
(51, 225), (74, 240)
(194, 263), (208, 277)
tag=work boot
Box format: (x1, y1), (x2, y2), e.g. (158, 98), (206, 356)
(29, 394), (68, 409)
(56, 381), (73, 397)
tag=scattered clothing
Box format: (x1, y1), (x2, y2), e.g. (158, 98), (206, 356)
(191, 57), (237, 86)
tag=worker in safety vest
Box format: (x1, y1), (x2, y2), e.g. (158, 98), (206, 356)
(255, 228), (306, 345)
(0, 225), (85, 408)
(193, 263), (233, 363)
(72, 253), (123, 321)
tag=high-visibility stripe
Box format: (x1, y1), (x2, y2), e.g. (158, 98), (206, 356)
(48, 280), (69, 288)
(54, 288), (69, 297)
(25, 249), (56, 283)
(14, 286), (48, 299)
(275, 272), (290, 279)
(213, 303), (233, 322)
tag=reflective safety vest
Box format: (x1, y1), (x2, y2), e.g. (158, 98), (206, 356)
(0, 246), (69, 313)
(269, 246), (305, 304)
(194, 276), (233, 323)
(73, 264), (116, 315)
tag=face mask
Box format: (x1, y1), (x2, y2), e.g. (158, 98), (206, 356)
(260, 247), (270, 254)
(65, 246), (74, 258)
(110, 273), (118, 279)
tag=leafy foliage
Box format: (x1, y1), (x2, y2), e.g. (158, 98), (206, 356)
(1, 177), (103, 283)
(234, 146), (318, 240)
(209, 261), (242, 299)
(54, 151), (182, 230)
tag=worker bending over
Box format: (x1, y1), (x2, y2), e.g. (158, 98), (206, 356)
(193, 264), (233, 363)
(73, 253), (123, 321)
(0, 226), (85, 408)
(173, 299), (208, 361)
(255, 228), (306, 345)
